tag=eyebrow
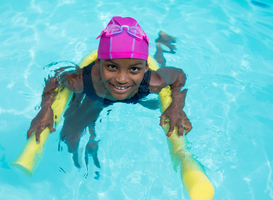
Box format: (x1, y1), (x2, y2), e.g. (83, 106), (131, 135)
(104, 59), (117, 65)
(104, 59), (144, 67)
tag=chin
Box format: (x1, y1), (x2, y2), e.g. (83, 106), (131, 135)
(112, 94), (130, 101)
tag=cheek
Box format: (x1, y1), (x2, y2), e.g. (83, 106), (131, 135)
(133, 73), (145, 85)
(101, 69), (111, 81)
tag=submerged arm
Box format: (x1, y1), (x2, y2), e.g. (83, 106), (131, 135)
(27, 67), (83, 143)
(150, 67), (192, 136)
(27, 77), (59, 143)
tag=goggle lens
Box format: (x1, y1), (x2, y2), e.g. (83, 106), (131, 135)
(96, 24), (150, 46)
(105, 25), (144, 39)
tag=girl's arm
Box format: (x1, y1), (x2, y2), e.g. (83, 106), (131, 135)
(27, 68), (83, 143)
(149, 67), (192, 137)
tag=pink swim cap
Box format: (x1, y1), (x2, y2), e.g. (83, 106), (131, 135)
(96, 16), (149, 60)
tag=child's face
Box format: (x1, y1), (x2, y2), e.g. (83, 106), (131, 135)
(98, 58), (149, 100)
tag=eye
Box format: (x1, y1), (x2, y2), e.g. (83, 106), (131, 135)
(107, 65), (117, 70)
(130, 67), (141, 72)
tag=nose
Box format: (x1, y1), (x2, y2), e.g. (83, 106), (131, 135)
(115, 72), (129, 84)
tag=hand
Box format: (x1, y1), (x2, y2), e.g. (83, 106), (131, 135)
(160, 108), (192, 137)
(27, 107), (56, 144)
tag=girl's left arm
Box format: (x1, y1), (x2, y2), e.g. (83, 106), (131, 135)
(149, 67), (192, 137)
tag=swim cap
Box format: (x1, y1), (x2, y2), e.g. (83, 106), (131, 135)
(96, 16), (149, 60)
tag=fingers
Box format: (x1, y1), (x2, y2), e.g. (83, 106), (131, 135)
(27, 125), (55, 144)
(184, 126), (192, 134)
(49, 121), (56, 133)
(177, 124), (184, 136)
(159, 115), (166, 128)
(168, 121), (187, 137)
(34, 125), (56, 144)
(50, 128), (56, 133)
(27, 127), (42, 143)
(167, 120), (192, 137)
(160, 115), (182, 137)
(35, 128), (44, 144)
(160, 115), (175, 137)
(166, 120), (175, 137)
(160, 115), (192, 137)
(27, 126), (36, 139)
(182, 117), (192, 134)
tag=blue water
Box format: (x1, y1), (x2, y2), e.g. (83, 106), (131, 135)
(1, 0), (273, 199)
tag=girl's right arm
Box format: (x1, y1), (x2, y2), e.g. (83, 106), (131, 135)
(27, 68), (83, 143)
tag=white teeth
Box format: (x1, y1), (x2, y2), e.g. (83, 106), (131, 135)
(114, 85), (129, 90)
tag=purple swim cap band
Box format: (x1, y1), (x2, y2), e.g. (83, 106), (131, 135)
(97, 16), (149, 60)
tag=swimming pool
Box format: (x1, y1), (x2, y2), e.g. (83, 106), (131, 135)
(1, 0), (273, 199)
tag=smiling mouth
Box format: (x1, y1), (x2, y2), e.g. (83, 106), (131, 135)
(110, 83), (131, 92)
(112, 84), (130, 90)
(113, 85), (130, 90)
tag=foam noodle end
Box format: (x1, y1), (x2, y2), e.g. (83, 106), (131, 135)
(183, 170), (214, 200)
(10, 129), (50, 176)
(190, 181), (214, 200)
(10, 162), (33, 177)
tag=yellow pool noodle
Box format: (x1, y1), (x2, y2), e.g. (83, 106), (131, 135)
(10, 50), (99, 176)
(11, 50), (213, 199)
(158, 87), (214, 200)
(10, 86), (73, 176)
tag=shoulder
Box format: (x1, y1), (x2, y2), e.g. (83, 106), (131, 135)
(63, 68), (84, 93)
(149, 70), (165, 93)
(149, 67), (186, 93)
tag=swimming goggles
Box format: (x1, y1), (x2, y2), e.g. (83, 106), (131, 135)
(96, 24), (150, 44)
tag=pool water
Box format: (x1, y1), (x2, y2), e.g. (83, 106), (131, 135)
(1, 0), (273, 199)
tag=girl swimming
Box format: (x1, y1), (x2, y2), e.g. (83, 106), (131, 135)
(27, 16), (192, 168)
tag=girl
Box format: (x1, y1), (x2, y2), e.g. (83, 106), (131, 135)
(27, 16), (192, 168)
